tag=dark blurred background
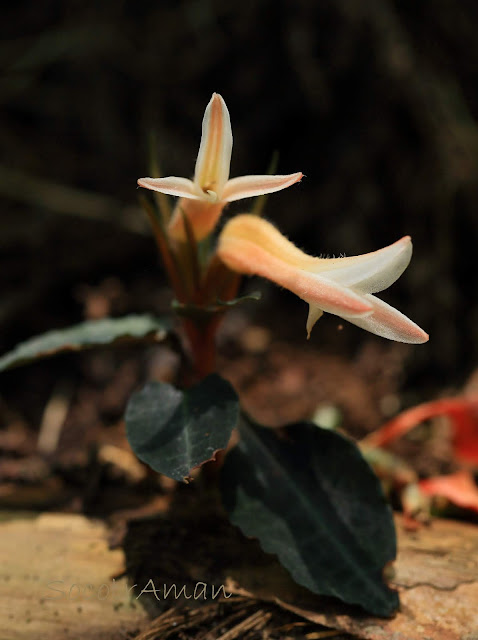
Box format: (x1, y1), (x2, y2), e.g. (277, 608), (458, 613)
(2, 0), (478, 393)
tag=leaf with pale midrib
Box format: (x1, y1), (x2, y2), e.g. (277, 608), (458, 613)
(221, 419), (399, 617)
(0, 315), (170, 372)
(126, 374), (239, 482)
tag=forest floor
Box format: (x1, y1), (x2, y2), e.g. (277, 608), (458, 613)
(1, 304), (477, 639)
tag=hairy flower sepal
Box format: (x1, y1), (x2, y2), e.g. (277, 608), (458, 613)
(217, 214), (429, 344)
(138, 94), (302, 241)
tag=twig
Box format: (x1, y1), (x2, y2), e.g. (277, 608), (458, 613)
(37, 380), (73, 455)
(215, 609), (272, 640)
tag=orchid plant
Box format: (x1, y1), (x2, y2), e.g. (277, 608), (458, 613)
(0, 93), (429, 618)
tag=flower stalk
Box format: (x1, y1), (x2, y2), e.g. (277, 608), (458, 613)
(139, 94), (302, 378)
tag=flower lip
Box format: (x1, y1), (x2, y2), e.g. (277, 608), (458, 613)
(344, 294), (429, 344)
(314, 235), (413, 294)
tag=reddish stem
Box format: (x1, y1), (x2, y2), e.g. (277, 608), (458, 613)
(181, 316), (222, 383)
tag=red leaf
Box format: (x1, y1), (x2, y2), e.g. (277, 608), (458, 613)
(449, 403), (478, 466)
(363, 397), (478, 467)
(419, 471), (478, 513)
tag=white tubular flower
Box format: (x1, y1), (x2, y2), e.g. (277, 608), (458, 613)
(217, 214), (429, 344)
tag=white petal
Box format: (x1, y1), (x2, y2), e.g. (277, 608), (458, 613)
(301, 273), (374, 318)
(222, 173), (303, 202)
(315, 237), (413, 293)
(137, 177), (200, 199)
(194, 93), (232, 195)
(306, 306), (323, 339)
(343, 294), (429, 344)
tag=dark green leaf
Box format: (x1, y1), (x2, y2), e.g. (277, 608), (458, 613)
(221, 419), (399, 617)
(125, 374), (239, 482)
(0, 314), (170, 372)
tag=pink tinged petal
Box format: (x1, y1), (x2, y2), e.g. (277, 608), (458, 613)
(221, 172), (303, 203)
(218, 215), (427, 344)
(294, 271), (373, 317)
(315, 236), (413, 293)
(137, 177), (199, 200)
(218, 215), (373, 317)
(194, 93), (232, 196)
(343, 294), (429, 344)
(218, 227), (374, 321)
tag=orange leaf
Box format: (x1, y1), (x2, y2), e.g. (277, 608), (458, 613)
(363, 397), (478, 466)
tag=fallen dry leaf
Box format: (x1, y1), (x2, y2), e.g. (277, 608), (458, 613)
(363, 397), (478, 467)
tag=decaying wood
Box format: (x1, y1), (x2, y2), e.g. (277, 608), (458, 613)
(1, 508), (477, 640)
(0, 512), (148, 640)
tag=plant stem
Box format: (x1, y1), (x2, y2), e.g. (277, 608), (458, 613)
(181, 316), (221, 383)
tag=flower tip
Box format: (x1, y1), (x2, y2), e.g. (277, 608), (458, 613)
(287, 172), (303, 187)
(417, 328), (430, 344)
(209, 92), (225, 107)
(398, 235), (412, 248)
(406, 326), (429, 344)
(290, 172), (304, 187)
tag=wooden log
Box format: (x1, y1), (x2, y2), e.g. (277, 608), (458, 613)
(0, 513), (148, 640)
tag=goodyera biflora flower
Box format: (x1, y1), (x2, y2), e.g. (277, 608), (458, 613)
(138, 93), (302, 241)
(217, 214), (429, 344)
